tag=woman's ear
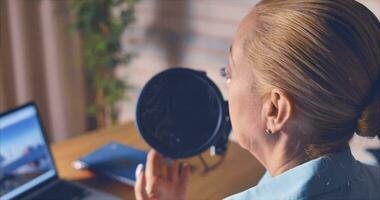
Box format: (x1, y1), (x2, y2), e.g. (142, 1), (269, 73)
(263, 89), (293, 134)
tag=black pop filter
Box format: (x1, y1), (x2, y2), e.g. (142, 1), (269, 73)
(136, 68), (231, 159)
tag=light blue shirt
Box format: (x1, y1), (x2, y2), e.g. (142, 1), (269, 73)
(225, 149), (380, 200)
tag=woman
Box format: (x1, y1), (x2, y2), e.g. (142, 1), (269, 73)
(135, 0), (380, 199)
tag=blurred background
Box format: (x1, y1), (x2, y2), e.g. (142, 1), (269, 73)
(0, 0), (379, 148)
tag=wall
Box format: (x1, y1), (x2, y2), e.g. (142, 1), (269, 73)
(0, 0), (86, 141)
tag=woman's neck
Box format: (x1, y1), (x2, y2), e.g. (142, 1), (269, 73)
(266, 151), (307, 177)
(255, 132), (309, 177)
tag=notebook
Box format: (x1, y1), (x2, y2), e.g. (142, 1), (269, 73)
(72, 142), (147, 186)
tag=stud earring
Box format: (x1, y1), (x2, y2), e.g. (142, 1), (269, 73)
(265, 129), (273, 134)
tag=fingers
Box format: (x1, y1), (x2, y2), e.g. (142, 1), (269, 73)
(146, 149), (189, 185)
(146, 149), (170, 179)
(179, 163), (190, 185)
(146, 149), (161, 179)
(134, 163), (148, 200)
(169, 160), (180, 182)
(158, 154), (168, 179)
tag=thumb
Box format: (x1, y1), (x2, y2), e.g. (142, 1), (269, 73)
(134, 163), (148, 200)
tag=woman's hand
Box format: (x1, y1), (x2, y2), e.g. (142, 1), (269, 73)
(134, 150), (190, 200)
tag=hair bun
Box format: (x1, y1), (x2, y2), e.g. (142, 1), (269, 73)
(356, 88), (380, 139)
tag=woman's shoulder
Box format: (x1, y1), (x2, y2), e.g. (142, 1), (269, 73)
(224, 150), (380, 200)
(311, 161), (380, 200)
(352, 161), (380, 193)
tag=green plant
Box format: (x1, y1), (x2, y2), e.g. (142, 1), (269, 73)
(71, 0), (138, 127)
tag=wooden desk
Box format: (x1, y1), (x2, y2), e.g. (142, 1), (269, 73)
(51, 122), (265, 200)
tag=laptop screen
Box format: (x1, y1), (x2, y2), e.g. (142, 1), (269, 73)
(0, 104), (56, 200)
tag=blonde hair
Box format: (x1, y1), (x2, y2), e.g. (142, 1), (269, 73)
(245, 0), (380, 158)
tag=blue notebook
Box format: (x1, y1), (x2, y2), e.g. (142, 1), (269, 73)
(72, 142), (147, 186)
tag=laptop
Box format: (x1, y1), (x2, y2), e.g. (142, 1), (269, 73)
(0, 103), (121, 200)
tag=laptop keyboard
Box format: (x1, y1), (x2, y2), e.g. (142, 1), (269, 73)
(34, 181), (90, 200)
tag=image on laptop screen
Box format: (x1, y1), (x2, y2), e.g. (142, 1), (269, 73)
(0, 105), (56, 200)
